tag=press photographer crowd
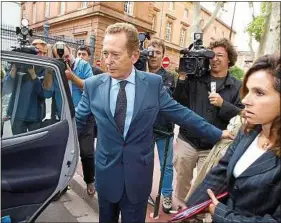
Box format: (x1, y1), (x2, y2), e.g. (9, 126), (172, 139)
(1, 19), (280, 223)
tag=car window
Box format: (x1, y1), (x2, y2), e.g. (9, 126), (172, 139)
(1, 59), (63, 138)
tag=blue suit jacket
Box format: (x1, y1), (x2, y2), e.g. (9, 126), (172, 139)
(75, 70), (222, 204)
(186, 126), (281, 223)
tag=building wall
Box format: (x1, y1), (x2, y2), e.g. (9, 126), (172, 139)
(23, 1), (153, 69)
(236, 51), (254, 72)
(22, 1), (236, 71)
(151, 2), (236, 70)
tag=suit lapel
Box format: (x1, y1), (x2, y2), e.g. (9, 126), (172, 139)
(131, 71), (148, 123)
(226, 129), (260, 181)
(99, 75), (118, 130)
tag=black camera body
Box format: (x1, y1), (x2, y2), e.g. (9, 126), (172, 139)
(12, 45), (37, 74)
(12, 45), (38, 55)
(134, 32), (155, 71)
(179, 33), (215, 78)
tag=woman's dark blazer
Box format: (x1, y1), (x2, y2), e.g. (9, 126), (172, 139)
(186, 126), (280, 223)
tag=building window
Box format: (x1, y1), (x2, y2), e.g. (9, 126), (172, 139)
(165, 22), (172, 42)
(169, 2), (174, 10)
(22, 9), (27, 19)
(214, 26), (217, 34)
(81, 2), (87, 8)
(124, 2), (134, 16)
(45, 2), (50, 18)
(76, 39), (86, 45)
(152, 15), (156, 31)
(184, 9), (188, 18)
(179, 29), (186, 47)
(60, 2), (65, 14)
(32, 3), (36, 23)
(222, 31), (225, 37)
(22, 3), (27, 18)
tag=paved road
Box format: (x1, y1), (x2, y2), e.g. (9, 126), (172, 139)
(36, 189), (99, 223)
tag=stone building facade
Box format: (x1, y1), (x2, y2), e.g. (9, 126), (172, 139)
(21, 1), (236, 71)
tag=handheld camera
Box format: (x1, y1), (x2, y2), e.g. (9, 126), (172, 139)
(178, 33), (215, 78)
(134, 32), (155, 71)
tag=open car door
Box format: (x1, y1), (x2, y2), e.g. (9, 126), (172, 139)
(1, 51), (79, 223)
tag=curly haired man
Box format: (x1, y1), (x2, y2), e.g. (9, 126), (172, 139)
(173, 38), (245, 203)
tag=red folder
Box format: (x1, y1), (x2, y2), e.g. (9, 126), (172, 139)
(169, 191), (228, 222)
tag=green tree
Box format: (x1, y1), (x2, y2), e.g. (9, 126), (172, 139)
(247, 2), (274, 58)
(247, 15), (264, 42)
(247, 2), (270, 42)
(168, 69), (179, 85)
(190, 2), (226, 42)
(229, 65), (244, 80)
(265, 2), (280, 55)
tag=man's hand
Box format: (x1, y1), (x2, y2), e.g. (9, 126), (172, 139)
(10, 64), (17, 78)
(221, 130), (234, 140)
(28, 67), (37, 80)
(178, 72), (187, 81)
(2, 115), (10, 121)
(207, 189), (219, 215)
(65, 63), (75, 80)
(208, 92), (223, 107)
(42, 70), (53, 89)
(65, 63), (84, 89)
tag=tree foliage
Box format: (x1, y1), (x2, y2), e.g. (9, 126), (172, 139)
(229, 65), (245, 80)
(247, 2), (272, 42)
(247, 15), (265, 42)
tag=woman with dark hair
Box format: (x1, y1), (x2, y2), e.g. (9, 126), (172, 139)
(185, 54), (280, 223)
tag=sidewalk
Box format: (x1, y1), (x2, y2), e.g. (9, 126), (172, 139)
(69, 126), (183, 222)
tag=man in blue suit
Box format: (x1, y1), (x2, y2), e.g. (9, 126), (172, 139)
(75, 23), (232, 223)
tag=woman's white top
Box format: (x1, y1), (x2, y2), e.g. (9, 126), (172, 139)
(233, 136), (266, 178)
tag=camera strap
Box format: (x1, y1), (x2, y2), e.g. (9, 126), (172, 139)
(210, 75), (227, 93)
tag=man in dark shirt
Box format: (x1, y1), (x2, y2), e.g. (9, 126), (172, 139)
(76, 45), (104, 196)
(147, 39), (175, 213)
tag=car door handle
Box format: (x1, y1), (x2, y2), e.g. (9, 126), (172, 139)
(1, 178), (12, 192)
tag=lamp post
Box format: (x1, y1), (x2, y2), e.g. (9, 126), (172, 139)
(89, 31), (96, 66)
(43, 21), (50, 41)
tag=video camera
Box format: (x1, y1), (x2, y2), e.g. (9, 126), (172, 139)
(178, 33), (215, 78)
(12, 18), (38, 55)
(134, 32), (155, 71)
(11, 19), (38, 73)
(52, 42), (68, 71)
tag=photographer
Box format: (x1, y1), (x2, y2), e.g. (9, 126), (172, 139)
(173, 38), (244, 202)
(147, 39), (175, 213)
(32, 39), (48, 57)
(44, 42), (95, 196)
(5, 62), (45, 135)
(2, 38), (52, 135)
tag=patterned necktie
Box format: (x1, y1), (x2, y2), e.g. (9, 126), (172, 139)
(114, 80), (127, 135)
